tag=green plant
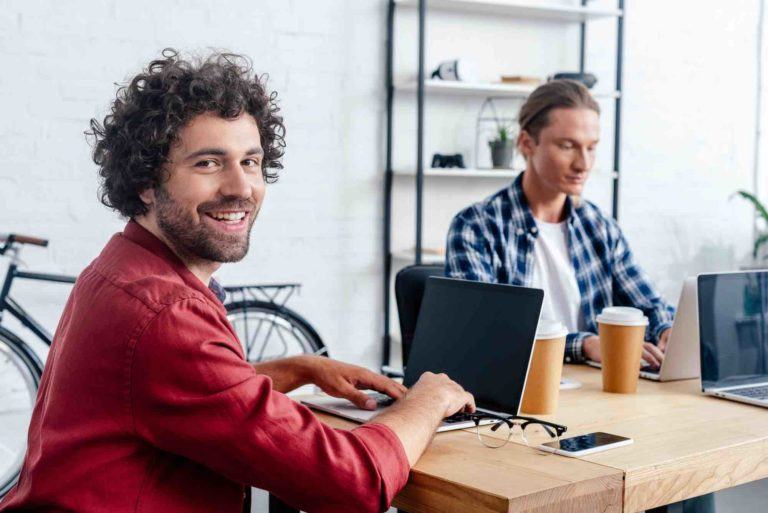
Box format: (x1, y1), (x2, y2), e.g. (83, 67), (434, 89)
(491, 125), (512, 145)
(734, 190), (768, 259)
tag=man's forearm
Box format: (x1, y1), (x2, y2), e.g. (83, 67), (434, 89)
(370, 395), (447, 466)
(251, 355), (312, 393)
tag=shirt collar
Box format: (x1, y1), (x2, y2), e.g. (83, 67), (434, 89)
(508, 172), (577, 237)
(122, 220), (226, 306)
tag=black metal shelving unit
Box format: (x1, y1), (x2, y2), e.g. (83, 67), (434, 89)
(382, 0), (626, 371)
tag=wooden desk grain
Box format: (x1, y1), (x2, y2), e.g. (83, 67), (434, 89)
(313, 407), (623, 513)
(308, 365), (768, 512)
(493, 366), (768, 512)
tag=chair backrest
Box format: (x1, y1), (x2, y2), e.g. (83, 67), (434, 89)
(394, 264), (445, 366)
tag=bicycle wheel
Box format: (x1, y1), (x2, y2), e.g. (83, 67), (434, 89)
(225, 300), (327, 363)
(0, 327), (42, 497)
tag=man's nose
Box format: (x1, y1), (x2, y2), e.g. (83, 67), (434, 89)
(219, 164), (253, 199)
(573, 148), (590, 172)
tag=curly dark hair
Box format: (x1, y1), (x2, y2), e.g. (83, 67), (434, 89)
(87, 48), (285, 218)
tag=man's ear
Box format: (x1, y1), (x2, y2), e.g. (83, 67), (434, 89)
(139, 188), (156, 208)
(517, 130), (536, 160)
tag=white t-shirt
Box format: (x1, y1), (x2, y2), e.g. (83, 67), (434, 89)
(529, 221), (583, 333)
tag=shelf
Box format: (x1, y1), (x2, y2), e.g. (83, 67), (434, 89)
(394, 167), (522, 178)
(397, 79), (620, 99)
(395, 0), (622, 22)
(392, 249), (446, 264)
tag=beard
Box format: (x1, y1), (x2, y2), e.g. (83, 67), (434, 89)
(154, 186), (257, 263)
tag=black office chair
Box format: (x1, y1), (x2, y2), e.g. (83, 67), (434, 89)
(394, 264), (445, 366)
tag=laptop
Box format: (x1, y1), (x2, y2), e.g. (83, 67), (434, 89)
(302, 277), (544, 432)
(586, 277), (700, 381)
(699, 271), (768, 408)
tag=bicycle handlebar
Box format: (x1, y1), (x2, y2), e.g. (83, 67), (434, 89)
(0, 233), (49, 247)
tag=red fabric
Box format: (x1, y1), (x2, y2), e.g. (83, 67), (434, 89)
(0, 221), (409, 513)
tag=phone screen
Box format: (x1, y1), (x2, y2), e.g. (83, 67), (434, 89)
(542, 432), (630, 452)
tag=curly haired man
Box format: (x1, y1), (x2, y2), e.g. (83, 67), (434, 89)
(0, 49), (474, 513)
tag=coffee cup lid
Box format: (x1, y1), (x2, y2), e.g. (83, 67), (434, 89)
(596, 306), (649, 327)
(535, 319), (568, 339)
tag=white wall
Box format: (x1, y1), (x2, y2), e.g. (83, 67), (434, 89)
(0, 0), (388, 367)
(0, 0), (764, 367)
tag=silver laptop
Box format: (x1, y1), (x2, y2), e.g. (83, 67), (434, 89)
(586, 277), (700, 381)
(699, 271), (768, 407)
(303, 277), (544, 432)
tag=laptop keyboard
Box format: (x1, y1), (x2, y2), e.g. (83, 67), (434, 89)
(367, 392), (474, 423)
(730, 385), (768, 400)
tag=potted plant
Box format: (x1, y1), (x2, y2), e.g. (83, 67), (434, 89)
(488, 125), (515, 169)
(734, 190), (768, 261)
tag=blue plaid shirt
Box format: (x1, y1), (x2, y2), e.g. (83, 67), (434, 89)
(445, 173), (674, 363)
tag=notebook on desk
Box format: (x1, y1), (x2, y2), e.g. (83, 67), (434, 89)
(302, 277), (544, 432)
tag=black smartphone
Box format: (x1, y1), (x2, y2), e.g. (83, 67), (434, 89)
(539, 432), (632, 457)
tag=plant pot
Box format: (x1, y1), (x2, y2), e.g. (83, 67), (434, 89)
(489, 141), (515, 169)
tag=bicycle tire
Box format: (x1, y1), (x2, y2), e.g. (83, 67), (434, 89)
(0, 327), (42, 498)
(225, 300), (327, 362)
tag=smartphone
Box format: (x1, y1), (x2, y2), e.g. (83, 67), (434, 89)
(538, 432), (633, 457)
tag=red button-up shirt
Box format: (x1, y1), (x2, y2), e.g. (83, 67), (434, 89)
(0, 221), (409, 513)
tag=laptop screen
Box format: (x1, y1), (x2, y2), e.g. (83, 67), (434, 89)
(403, 277), (543, 415)
(698, 272), (768, 389)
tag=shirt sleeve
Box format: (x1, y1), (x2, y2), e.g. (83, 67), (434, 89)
(129, 298), (410, 513)
(607, 219), (675, 342)
(565, 331), (595, 363)
(445, 208), (496, 282)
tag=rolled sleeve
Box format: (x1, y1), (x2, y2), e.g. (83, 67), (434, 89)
(565, 331), (594, 363)
(608, 220), (675, 341)
(353, 423), (411, 510)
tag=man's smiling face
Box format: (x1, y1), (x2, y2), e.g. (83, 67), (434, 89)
(141, 112), (266, 263)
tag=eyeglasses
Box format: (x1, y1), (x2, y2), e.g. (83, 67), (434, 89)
(469, 412), (567, 451)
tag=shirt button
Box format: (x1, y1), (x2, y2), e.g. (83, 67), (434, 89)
(565, 357), (571, 362)
(516, 228), (524, 236)
(530, 226), (538, 234)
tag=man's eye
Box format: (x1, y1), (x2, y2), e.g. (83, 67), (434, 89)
(195, 159), (217, 168)
(243, 159), (262, 167)
(559, 143), (574, 150)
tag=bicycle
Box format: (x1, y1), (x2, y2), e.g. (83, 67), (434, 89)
(0, 232), (327, 497)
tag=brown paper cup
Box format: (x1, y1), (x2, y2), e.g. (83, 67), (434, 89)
(598, 323), (646, 393)
(521, 334), (567, 414)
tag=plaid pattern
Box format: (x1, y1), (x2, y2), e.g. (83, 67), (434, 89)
(445, 173), (674, 363)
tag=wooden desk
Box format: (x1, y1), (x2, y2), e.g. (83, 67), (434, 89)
(311, 365), (768, 512)
(317, 413), (623, 513)
(478, 366), (768, 512)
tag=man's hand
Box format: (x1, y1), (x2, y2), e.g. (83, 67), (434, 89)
(303, 356), (407, 410)
(583, 335), (601, 362)
(583, 334), (666, 370)
(373, 372), (475, 465)
(405, 371), (476, 418)
(657, 328), (672, 352)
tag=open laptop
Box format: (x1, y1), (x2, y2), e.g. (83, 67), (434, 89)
(586, 277), (700, 381)
(302, 277), (544, 432)
(699, 271), (768, 408)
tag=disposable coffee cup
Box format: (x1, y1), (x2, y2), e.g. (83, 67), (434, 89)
(521, 319), (568, 415)
(596, 307), (648, 394)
